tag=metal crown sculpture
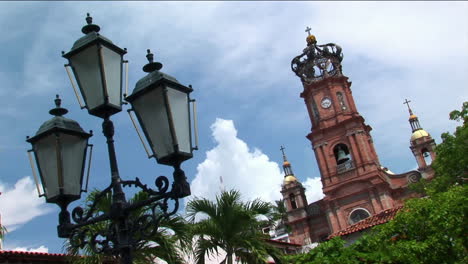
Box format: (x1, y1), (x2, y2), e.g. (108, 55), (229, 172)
(291, 27), (344, 84)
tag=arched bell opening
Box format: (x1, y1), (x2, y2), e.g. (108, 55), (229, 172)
(422, 147), (433, 166)
(289, 193), (297, 210)
(333, 143), (352, 165)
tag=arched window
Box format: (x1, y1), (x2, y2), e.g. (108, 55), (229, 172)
(333, 143), (352, 165)
(336, 92), (347, 110)
(422, 148), (432, 166)
(349, 208), (371, 224)
(289, 193), (297, 209)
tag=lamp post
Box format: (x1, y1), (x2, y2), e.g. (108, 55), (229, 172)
(27, 14), (198, 264)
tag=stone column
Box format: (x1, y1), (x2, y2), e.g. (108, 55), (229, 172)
(347, 131), (362, 166)
(314, 143), (331, 184)
(357, 130), (371, 163)
(369, 189), (383, 213)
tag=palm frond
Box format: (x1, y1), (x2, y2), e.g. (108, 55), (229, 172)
(187, 189), (284, 264)
(186, 197), (218, 222)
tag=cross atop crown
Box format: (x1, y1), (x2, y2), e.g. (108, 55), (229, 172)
(305, 26), (312, 36)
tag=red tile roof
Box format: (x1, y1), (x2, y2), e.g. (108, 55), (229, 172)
(328, 206), (403, 239)
(0, 250), (71, 263)
(0, 250), (68, 257)
(265, 239), (302, 247)
(0, 250), (117, 263)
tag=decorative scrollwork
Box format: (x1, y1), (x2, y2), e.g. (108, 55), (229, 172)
(72, 185), (113, 224)
(66, 173), (182, 258)
(407, 173), (421, 183)
(121, 175), (170, 196)
(291, 40), (344, 84)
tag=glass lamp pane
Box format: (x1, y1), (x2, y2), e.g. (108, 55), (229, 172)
(70, 45), (104, 111)
(132, 87), (173, 159)
(34, 134), (59, 200)
(167, 88), (190, 153)
(101, 46), (122, 107)
(60, 134), (88, 197)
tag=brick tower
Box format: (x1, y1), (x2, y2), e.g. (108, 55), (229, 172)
(289, 29), (423, 238)
(404, 99), (436, 179)
(279, 146), (312, 245)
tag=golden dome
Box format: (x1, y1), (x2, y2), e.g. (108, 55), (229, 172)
(411, 129), (429, 141)
(283, 161), (291, 167)
(284, 175), (297, 184)
(306, 34), (317, 45)
(409, 114), (418, 120)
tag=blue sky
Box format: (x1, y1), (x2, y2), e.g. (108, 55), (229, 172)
(0, 1), (467, 255)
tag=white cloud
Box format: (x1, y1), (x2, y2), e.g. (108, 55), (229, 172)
(303, 177), (324, 204)
(10, 245), (49, 253)
(0, 177), (54, 231)
(189, 118), (326, 209)
(189, 118), (283, 204)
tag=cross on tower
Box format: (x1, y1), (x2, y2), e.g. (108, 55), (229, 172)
(305, 26), (312, 36)
(280, 145), (288, 161)
(403, 99), (413, 115)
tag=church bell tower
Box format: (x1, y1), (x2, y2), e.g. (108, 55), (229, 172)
(291, 28), (394, 233)
(279, 146), (312, 245)
(404, 99), (436, 178)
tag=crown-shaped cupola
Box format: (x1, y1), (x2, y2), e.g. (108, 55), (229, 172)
(291, 27), (344, 84)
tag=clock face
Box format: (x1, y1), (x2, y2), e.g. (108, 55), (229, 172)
(321, 97), (332, 109)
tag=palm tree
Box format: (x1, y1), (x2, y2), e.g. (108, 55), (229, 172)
(186, 189), (283, 264)
(269, 199), (290, 234)
(66, 190), (191, 264)
(0, 225), (6, 249)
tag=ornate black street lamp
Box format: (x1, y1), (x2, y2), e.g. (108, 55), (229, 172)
(27, 14), (197, 264)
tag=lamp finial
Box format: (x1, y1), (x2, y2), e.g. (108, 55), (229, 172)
(146, 49), (154, 63)
(142, 48), (163, 73)
(54, 94), (62, 108)
(49, 94), (68, 117)
(86, 13), (92, 24)
(82, 13), (100, 34)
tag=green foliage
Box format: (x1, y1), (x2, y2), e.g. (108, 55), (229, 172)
(269, 199), (290, 231)
(66, 190), (190, 264)
(449, 101), (468, 124)
(285, 186), (468, 264)
(285, 103), (468, 264)
(187, 189), (283, 264)
(283, 237), (363, 264)
(0, 224), (6, 241)
(357, 185), (467, 264)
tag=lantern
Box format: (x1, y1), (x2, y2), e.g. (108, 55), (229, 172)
(62, 13), (127, 118)
(126, 49), (196, 166)
(27, 95), (92, 204)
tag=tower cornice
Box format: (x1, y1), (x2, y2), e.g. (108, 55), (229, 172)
(307, 115), (369, 140)
(300, 75), (351, 99)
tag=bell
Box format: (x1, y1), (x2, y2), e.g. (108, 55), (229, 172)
(337, 149), (349, 164)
